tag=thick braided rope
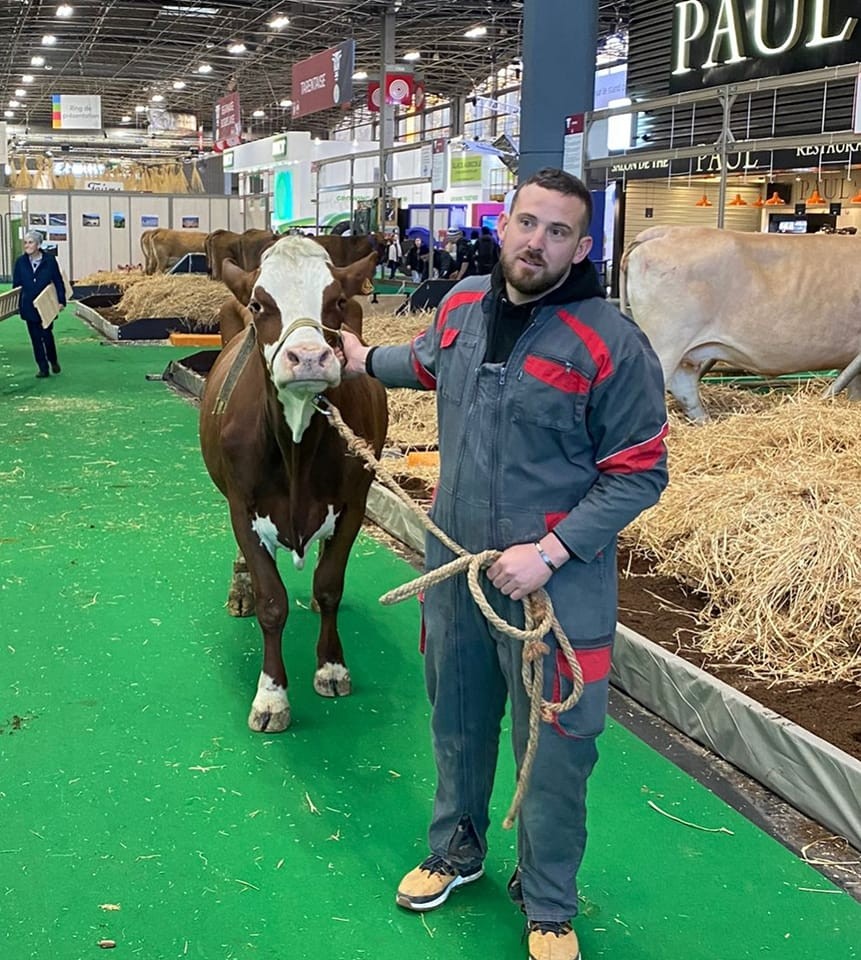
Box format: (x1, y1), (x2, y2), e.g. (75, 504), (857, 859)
(318, 397), (585, 828)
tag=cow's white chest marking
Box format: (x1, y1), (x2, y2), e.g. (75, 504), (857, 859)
(250, 507), (340, 568)
(292, 504), (339, 570)
(251, 514), (280, 557)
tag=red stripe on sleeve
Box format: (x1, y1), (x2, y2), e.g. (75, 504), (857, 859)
(598, 422), (669, 475)
(557, 309), (614, 384)
(410, 333), (437, 389)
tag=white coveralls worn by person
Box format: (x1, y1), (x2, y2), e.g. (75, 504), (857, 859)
(339, 168), (669, 960)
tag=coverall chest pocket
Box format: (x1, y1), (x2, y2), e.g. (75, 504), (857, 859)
(438, 328), (479, 405)
(513, 354), (589, 430)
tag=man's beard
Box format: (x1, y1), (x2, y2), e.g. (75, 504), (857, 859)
(501, 248), (569, 297)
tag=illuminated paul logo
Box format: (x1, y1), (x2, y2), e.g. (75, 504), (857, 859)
(672, 0), (858, 77)
(331, 48), (343, 104)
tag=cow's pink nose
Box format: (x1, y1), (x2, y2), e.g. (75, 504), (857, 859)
(281, 342), (337, 378)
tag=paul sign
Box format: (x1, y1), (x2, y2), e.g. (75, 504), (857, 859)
(670, 0), (860, 91)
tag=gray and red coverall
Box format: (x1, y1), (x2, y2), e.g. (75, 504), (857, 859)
(369, 267), (668, 922)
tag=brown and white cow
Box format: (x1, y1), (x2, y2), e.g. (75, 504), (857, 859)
(621, 225), (861, 421)
(199, 236), (387, 731)
(141, 228), (208, 274)
(205, 228), (277, 280)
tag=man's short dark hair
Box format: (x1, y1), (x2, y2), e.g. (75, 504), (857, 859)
(510, 168), (593, 235)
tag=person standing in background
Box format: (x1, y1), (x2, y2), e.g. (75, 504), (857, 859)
(386, 230), (403, 280)
(13, 230), (66, 379)
(475, 225), (500, 275)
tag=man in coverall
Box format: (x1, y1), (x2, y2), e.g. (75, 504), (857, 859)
(340, 168), (668, 960)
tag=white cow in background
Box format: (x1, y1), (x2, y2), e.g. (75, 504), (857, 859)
(620, 225), (861, 421)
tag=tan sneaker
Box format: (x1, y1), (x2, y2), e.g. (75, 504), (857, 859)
(395, 853), (484, 912)
(527, 920), (581, 960)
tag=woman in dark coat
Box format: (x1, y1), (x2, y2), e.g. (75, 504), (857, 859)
(12, 230), (66, 378)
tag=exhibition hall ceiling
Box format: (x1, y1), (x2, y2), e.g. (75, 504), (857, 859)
(0, 1), (630, 154)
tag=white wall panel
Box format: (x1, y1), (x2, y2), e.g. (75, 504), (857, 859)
(172, 197), (210, 233)
(70, 194), (111, 279)
(109, 196), (132, 268)
(129, 196), (170, 268)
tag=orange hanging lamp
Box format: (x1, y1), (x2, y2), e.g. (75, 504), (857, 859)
(728, 193), (748, 206)
(695, 193), (713, 207)
(765, 191), (786, 205)
(752, 195), (765, 207)
(806, 186), (827, 205)
(850, 189), (861, 203)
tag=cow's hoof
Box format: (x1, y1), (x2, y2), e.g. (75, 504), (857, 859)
(314, 663), (351, 698)
(248, 703), (291, 732)
(249, 673), (290, 731)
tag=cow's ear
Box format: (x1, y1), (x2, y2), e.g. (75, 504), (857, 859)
(221, 258), (256, 305)
(335, 250), (379, 299)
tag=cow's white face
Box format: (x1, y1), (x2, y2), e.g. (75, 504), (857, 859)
(250, 236), (342, 441)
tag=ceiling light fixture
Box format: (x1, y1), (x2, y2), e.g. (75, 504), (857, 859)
(151, 94), (164, 102)
(227, 41), (246, 54)
(121, 115), (131, 123)
(279, 99), (293, 108)
(42, 35), (57, 45)
(8, 100), (20, 108)
(4, 111), (13, 119)
(56, 4), (74, 16)
(269, 15), (289, 29)
(464, 25), (488, 39)
(352, 70), (368, 81)
(403, 50), (421, 61)
(14, 89), (26, 97)
(197, 63), (212, 73)
(252, 109), (265, 118)
(21, 75), (34, 83)
(135, 105), (147, 113)
(172, 80), (186, 89)
(31, 56), (45, 66)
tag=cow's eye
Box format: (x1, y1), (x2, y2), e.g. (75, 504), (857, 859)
(337, 296), (347, 310)
(249, 300), (262, 314)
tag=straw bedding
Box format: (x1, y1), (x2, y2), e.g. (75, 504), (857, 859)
(362, 308), (861, 689)
(116, 275), (232, 329)
(625, 384), (861, 686)
(76, 269), (148, 291)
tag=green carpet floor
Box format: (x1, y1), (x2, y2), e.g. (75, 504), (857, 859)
(0, 307), (858, 960)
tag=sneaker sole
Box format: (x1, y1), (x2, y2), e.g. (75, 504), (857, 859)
(395, 866), (484, 912)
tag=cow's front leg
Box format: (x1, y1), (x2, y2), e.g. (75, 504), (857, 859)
(231, 514), (291, 732)
(310, 501), (365, 697)
(227, 550), (255, 616)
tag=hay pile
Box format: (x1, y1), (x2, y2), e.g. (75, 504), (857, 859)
(624, 385), (861, 686)
(117, 275), (232, 328)
(76, 269), (147, 291)
(363, 310), (438, 450)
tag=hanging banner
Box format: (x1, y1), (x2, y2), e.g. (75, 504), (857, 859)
(291, 40), (355, 119)
(213, 93), (242, 153)
(52, 94), (102, 130)
(562, 114), (585, 179)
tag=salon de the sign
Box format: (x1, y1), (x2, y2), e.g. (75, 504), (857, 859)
(670, 0), (861, 92)
(608, 140), (861, 179)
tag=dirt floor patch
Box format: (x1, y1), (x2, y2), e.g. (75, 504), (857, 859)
(618, 548), (861, 760)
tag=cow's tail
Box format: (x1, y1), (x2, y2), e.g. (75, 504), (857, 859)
(140, 230), (153, 275)
(618, 239), (644, 317)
